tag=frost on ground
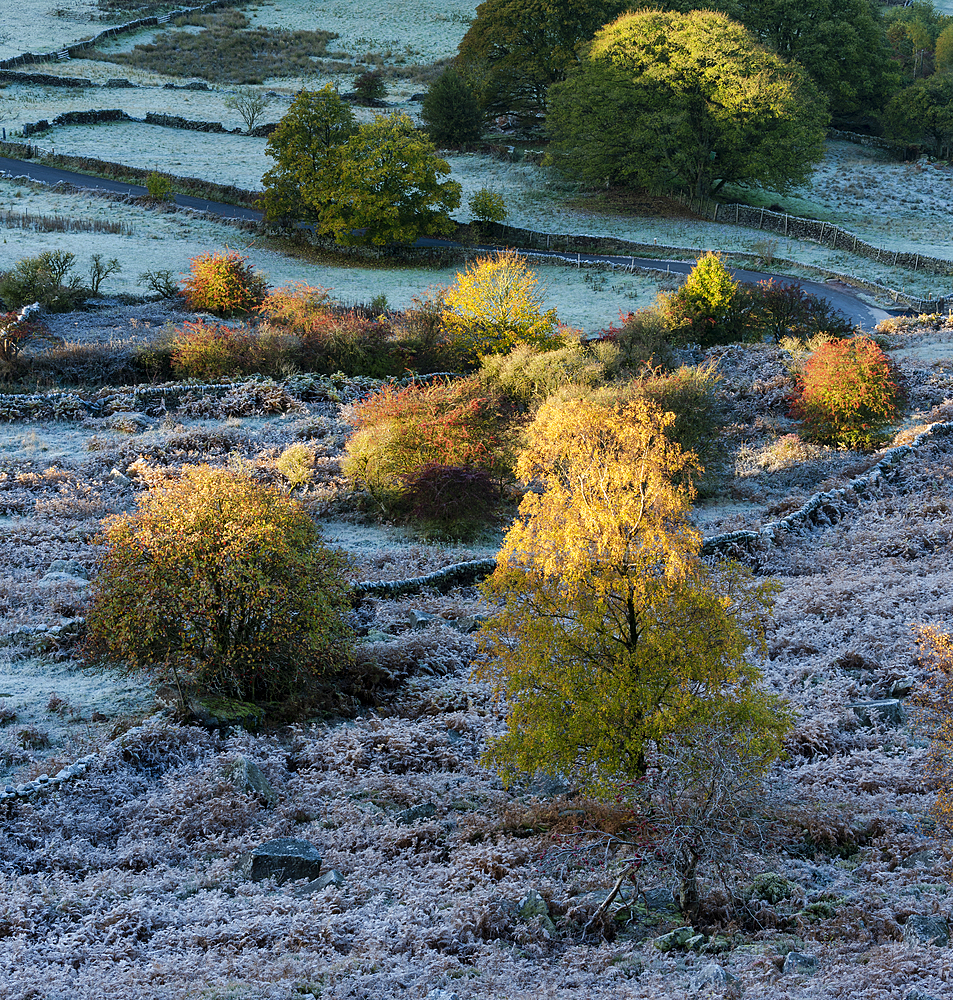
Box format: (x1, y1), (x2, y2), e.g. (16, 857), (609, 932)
(0, 0), (473, 65)
(0, 179), (664, 329)
(0, 310), (952, 997)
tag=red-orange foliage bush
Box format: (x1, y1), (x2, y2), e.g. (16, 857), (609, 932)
(790, 335), (905, 450)
(258, 282), (407, 376)
(182, 250), (268, 316)
(343, 378), (512, 508)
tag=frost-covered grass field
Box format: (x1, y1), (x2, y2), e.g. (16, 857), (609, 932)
(1, 309), (953, 998)
(0, 179), (666, 331)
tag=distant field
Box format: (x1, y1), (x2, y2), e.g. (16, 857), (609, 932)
(2, 0), (951, 306)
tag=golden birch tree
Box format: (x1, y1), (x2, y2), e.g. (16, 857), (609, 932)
(474, 392), (788, 794)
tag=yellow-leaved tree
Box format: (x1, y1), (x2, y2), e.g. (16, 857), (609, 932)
(474, 391), (789, 795)
(441, 251), (561, 361)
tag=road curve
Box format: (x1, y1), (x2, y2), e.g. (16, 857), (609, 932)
(0, 156), (894, 329)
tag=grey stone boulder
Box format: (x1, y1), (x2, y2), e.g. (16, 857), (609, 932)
(220, 756), (278, 808)
(906, 991), (943, 1000)
(105, 411), (152, 432)
(848, 699), (906, 727)
(900, 850), (941, 870)
(47, 559), (89, 580)
(395, 802), (436, 825)
(291, 869), (345, 898)
(655, 926), (695, 952)
(245, 838), (322, 884)
(38, 571), (89, 590)
(783, 951), (819, 975)
(903, 915), (950, 947)
(451, 613), (491, 634)
(407, 609), (437, 629)
(689, 962), (736, 991)
(888, 675), (915, 699)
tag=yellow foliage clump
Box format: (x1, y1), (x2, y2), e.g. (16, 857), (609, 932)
(473, 392), (789, 794)
(85, 464), (352, 702)
(441, 251), (561, 361)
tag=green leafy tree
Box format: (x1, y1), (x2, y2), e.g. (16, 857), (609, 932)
(260, 85), (356, 227)
(85, 464), (352, 703)
(468, 188), (508, 225)
(421, 67), (484, 145)
(473, 393), (788, 793)
(659, 252), (749, 347)
(547, 10), (828, 199)
(457, 0), (629, 116)
(884, 73), (953, 157)
(319, 113), (462, 246)
(705, 0), (901, 122)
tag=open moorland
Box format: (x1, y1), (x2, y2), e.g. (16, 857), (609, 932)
(1, 2), (953, 999)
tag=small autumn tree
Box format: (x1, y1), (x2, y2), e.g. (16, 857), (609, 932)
(182, 250), (268, 317)
(660, 251), (748, 348)
(790, 335), (905, 450)
(85, 464), (352, 704)
(342, 378), (512, 509)
(474, 392), (789, 795)
(442, 251), (561, 361)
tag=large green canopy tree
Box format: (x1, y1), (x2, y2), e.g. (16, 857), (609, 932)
(681, 0), (901, 123)
(456, 0), (629, 116)
(324, 113), (461, 246)
(884, 73), (953, 158)
(260, 85), (356, 227)
(547, 9), (828, 199)
(261, 91), (460, 246)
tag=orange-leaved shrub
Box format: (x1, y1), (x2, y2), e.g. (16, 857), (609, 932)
(84, 464), (352, 703)
(258, 282), (408, 376)
(343, 378), (512, 510)
(790, 335), (904, 450)
(182, 250), (268, 316)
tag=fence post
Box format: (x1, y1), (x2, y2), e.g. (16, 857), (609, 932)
(784, 215), (788, 236)
(759, 207), (764, 230)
